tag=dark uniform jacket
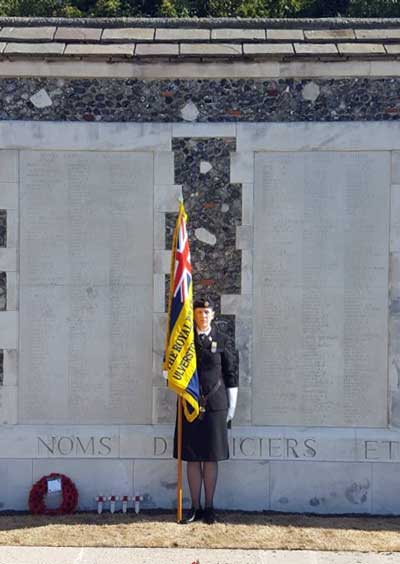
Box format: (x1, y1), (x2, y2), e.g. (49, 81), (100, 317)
(195, 325), (238, 412)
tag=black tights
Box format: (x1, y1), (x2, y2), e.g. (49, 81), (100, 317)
(187, 461), (218, 509)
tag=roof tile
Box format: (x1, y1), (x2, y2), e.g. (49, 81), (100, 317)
(304, 29), (355, 40)
(211, 28), (265, 40)
(135, 43), (179, 55)
(385, 44), (400, 54)
(243, 43), (293, 55)
(338, 42), (385, 54)
(180, 43), (242, 56)
(0, 26), (56, 41)
(155, 28), (210, 41)
(355, 29), (400, 40)
(55, 27), (102, 42)
(4, 42), (64, 55)
(267, 29), (304, 41)
(294, 43), (338, 55)
(65, 43), (134, 56)
(102, 28), (154, 41)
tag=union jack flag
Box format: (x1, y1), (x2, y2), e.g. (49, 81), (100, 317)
(173, 212), (192, 303)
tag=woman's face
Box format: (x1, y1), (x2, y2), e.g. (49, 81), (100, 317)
(194, 307), (214, 332)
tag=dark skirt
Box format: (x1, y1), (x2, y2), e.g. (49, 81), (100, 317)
(173, 408), (229, 462)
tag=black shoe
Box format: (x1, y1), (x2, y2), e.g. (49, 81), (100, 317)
(182, 506), (203, 524)
(203, 506), (217, 525)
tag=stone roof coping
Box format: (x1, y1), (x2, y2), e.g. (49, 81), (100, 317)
(0, 18), (399, 61)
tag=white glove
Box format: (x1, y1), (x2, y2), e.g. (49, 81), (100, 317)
(226, 387), (238, 423)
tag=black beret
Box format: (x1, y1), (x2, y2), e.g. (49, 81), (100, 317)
(193, 296), (214, 310)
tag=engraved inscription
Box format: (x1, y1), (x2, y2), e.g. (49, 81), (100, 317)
(38, 435), (115, 457)
(253, 152), (390, 427)
(19, 151), (154, 424)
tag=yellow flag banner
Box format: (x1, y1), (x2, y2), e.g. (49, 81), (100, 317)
(164, 202), (200, 423)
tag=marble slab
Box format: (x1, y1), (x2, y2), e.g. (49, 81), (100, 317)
(0, 460), (32, 510)
(270, 461), (372, 514)
(0, 122), (171, 151)
(253, 151), (390, 427)
(237, 122), (400, 152)
(19, 151), (154, 424)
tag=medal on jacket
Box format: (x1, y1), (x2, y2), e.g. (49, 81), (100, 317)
(211, 341), (217, 353)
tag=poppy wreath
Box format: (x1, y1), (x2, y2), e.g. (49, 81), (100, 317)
(28, 473), (78, 515)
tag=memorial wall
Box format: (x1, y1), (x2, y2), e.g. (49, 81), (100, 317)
(1, 19), (400, 514)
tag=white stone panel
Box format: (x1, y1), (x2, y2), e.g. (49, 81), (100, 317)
(355, 429), (400, 462)
(390, 184), (400, 252)
(221, 294), (252, 317)
(241, 183), (254, 225)
(0, 460), (32, 510)
(0, 248), (16, 271)
(237, 122), (400, 153)
(155, 386), (176, 424)
(3, 349), (17, 386)
(0, 311), (17, 348)
(5, 271), (17, 310)
(270, 461), (372, 514)
(0, 59), (393, 81)
(0, 150), (17, 182)
(153, 273), (165, 313)
(392, 152), (400, 185)
(241, 250), (252, 294)
(19, 286), (69, 423)
(33, 459), (133, 510)
(372, 463), (400, 514)
(230, 152), (254, 183)
(172, 123), (236, 139)
(153, 312), (167, 351)
(6, 209), (18, 248)
(154, 184), (182, 212)
(0, 182), (18, 209)
(134, 460), (190, 509)
(120, 425), (173, 459)
(236, 225), (252, 250)
(253, 151), (390, 427)
(154, 250), (171, 274)
(19, 151), (154, 424)
(0, 426), (36, 458)
(0, 122), (171, 151)
(233, 386), (251, 424)
(214, 460), (269, 510)
(154, 151), (175, 185)
(154, 212), (165, 250)
(0, 386), (17, 424)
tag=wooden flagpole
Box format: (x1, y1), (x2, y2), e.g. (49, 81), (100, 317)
(177, 395), (183, 523)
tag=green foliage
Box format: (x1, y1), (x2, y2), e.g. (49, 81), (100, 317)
(347, 0), (400, 17)
(0, 0), (399, 18)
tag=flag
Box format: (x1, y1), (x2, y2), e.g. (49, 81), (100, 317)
(164, 202), (200, 422)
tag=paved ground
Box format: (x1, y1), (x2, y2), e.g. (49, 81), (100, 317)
(0, 548), (399, 564)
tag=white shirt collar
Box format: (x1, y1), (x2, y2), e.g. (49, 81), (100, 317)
(197, 327), (212, 336)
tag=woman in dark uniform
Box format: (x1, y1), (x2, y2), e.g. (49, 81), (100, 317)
(173, 297), (238, 524)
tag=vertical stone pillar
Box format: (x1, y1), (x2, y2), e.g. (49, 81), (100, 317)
(389, 152), (400, 426)
(0, 150), (19, 424)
